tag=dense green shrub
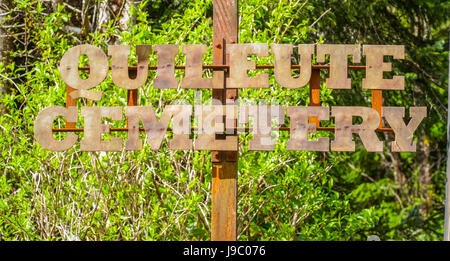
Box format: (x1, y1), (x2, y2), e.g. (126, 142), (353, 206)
(0, 0), (448, 240)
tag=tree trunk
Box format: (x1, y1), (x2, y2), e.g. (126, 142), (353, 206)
(96, 0), (133, 34)
(96, 0), (111, 33)
(0, 0), (13, 94)
(118, 0), (134, 32)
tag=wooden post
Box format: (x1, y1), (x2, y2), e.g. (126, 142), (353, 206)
(127, 68), (138, 108)
(309, 68), (321, 127)
(66, 85), (76, 128)
(372, 90), (383, 129)
(126, 69), (139, 128)
(211, 0), (238, 241)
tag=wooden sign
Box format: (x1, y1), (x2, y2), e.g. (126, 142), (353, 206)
(32, 0), (431, 242)
(35, 44), (426, 153)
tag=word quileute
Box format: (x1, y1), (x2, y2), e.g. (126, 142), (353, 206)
(60, 44), (405, 101)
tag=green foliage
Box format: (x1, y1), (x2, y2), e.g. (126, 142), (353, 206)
(0, 0), (448, 241)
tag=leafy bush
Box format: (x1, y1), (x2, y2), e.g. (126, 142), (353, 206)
(0, 0), (447, 240)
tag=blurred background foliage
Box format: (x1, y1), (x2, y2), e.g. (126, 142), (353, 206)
(0, 0), (448, 240)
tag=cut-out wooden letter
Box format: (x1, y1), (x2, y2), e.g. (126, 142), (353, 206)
(383, 106), (427, 151)
(109, 45), (152, 89)
(80, 107), (123, 151)
(59, 45), (109, 100)
(181, 44), (224, 89)
(195, 105), (238, 151)
(287, 106), (329, 151)
(239, 105), (285, 151)
(226, 43), (269, 88)
(331, 106), (382, 152)
(125, 105), (193, 150)
(34, 106), (78, 151)
(153, 44), (179, 89)
(272, 44), (314, 88)
(362, 45), (404, 90)
(316, 44), (361, 89)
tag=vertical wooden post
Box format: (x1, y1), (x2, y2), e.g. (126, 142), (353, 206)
(127, 68), (139, 108)
(309, 68), (321, 127)
(372, 89), (383, 129)
(127, 89), (138, 107)
(66, 85), (76, 128)
(211, 0), (238, 241)
(126, 69), (139, 127)
(126, 89), (138, 127)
